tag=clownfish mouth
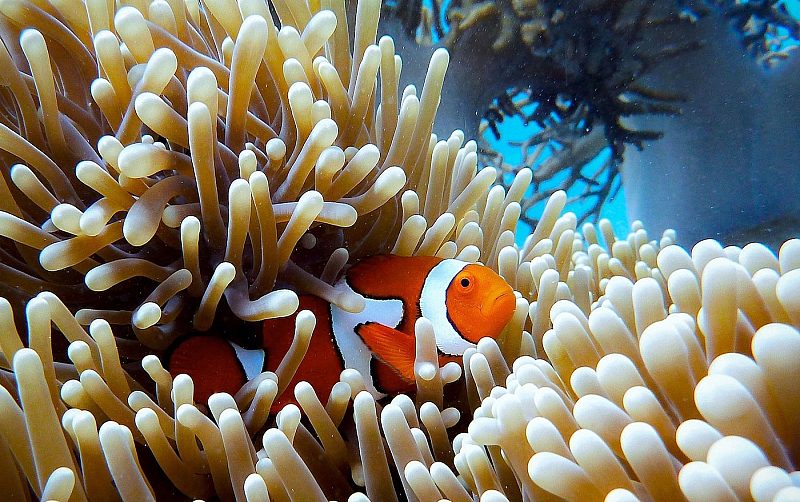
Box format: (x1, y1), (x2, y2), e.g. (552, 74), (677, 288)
(481, 290), (516, 317)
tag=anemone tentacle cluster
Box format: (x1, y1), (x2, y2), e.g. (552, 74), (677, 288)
(457, 236), (800, 501)
(0, 0), (799, 500)
(1, 190), (799, 500)
(0, 0), (507, 348)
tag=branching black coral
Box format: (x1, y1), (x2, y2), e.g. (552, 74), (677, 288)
(384, 0), (701, 222)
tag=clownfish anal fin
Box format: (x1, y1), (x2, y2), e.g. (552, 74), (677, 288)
(228, 342), (266, 381)
(357, 322), (416, 383)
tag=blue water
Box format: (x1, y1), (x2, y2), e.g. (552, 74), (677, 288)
(783, 0), (800, 20)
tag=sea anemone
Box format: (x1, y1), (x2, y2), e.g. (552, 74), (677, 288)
(0, 0), (489, 343)
(459, 236), (800, 501)
(0, 0), (799, 500)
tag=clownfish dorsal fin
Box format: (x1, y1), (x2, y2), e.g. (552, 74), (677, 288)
(357, 322), (416, 383)
(228, 341), (265, 381)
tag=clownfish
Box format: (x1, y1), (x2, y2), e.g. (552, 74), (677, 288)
(167, 255), (516, 409)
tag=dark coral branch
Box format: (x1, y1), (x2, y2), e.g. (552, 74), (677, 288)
(709, 0), (800, 65)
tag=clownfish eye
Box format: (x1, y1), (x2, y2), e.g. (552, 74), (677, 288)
(457, 272), (475, 291)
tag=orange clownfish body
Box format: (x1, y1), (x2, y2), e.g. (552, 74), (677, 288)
(167, 255), (516, 410)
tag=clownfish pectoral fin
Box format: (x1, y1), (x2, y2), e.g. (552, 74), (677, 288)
(357, 322), (416, 383)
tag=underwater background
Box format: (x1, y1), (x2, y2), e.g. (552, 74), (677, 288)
(474, 0), (800, 248)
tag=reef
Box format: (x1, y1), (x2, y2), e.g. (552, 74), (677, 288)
(384, 0), (705, 225)
(0, 0), (798, 500)
(384, 0), (800, 232)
